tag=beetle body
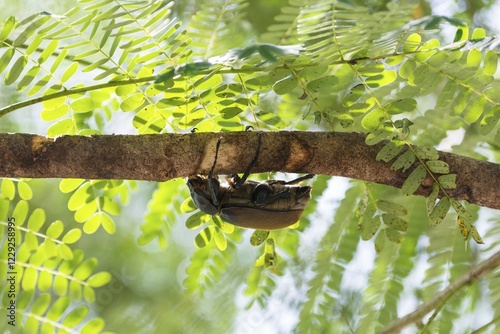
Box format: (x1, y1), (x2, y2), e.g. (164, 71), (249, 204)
(187, 133), (312, 230)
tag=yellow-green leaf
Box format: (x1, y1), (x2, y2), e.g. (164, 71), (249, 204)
(194, 226), (214, 248)
(214, 228), (227, 251)
(250, 230), (269, 246)
(121, 93), (144, 112)
(403, 33), (421, 52)
(61, 62), (79, 83)
(5, 55), (27, 86)
(71, 97), (95, 113)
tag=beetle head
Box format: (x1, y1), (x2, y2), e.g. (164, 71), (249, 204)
(186, 175), (222, 215)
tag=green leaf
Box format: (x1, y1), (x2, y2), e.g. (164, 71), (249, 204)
(300, 65), (328, 80)
(194, 226), (214, 248)
(61, 62), (79, 83)
(470, 225), (484, 244)
(374, 231), (386, 253)
(0, 48), (14, 75)
(43, 238), (57, 258)
(28, 208), (46, 231)
(24, 231), (39, 252)
(342, 84), (364, 107)
(386, 98), (417, 115)
(68, 182), (92, 211)
(359, 216), (381, 241)
(4, 55), (27, 86)
(365, 126), (393, 145)
(365, 70), (397, 88)
(13, 200), (29, 226)
(60, 179), (86, 193)
(53, 276), (68, 296)
(63, 305), (89, 327)
(401, 164), (427, 195)
(185, 211), (209, 229)
(436, 80), (457, 109)
(479, 106), (500, 135)
(17, 65), (41, 92)
(376, 141), (404, 162)
(22, 267), (38, 290)
(180, 197), (197, 213)
(14, 16), (50, 46)
(32, 294), (51, 315)
(48, 118), (76, 136)
(62, 228), (82, 244)
(250, 230), (270, 246)
(399, 59), (416, 79)
(38, 271), (52, 292)
(438, 174), (457, 189)
(361, 108), (386, 131)
(425, 160), (450, 174)
(74, 258), (97, 281)
(306, 75), (338, 93)
(81, 318), (105, 334)
(382, 213), (408, 231)
(194, 74), (223, 90)
(273, 75), (298, 95)
(426, 183), (439, 215)
(464, 96), (486, 123)
(100, 212), (116, 234)
(71, 97), (95, 113)
(429, 197), (450, 226)
(0, 16), (16, 40)
(1, 178), (15, 200)
(414, 146), (439, 160)
(84, 214), (101, 234)
(214, 228), (227, 251)
(121, 93), (145, 112)
(58, 244), (74, 260)
(454, 25), (469, 42)
(46, 220), (64, 238)
(47, 297), (70, 321)
(87, 272), (112, 287)
(385, 228), (404, 243)
(403, 33), (421, 52)
(376, 200), (407, 216)
(484, 51), (497, 75)
(390, 149), (415, 172)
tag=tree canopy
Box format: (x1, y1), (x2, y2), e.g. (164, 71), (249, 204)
(0, 0), (500, 333)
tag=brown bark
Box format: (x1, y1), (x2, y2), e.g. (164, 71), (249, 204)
(1, 131), (499, 209)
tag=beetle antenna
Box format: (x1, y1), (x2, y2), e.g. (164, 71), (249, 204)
(209, 137), (223, 178)
(234, 132), (262, 188)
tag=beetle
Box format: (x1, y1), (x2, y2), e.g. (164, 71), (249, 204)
(187, 133), (313, 230)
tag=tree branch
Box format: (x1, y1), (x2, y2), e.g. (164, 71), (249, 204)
(1, 131), (499, 209)
(377, 251), (500, 334)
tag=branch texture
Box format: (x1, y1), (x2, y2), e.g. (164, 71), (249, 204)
(0, 131), (499, 209)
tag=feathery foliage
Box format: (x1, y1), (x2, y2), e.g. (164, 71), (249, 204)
(1, 0), (500, 333)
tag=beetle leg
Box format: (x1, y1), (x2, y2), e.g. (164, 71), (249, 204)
(253, 183), (290, 205)
(282, 174), (314, 185)
(206, 137), (223, 205)
(233, 132), (262, 188)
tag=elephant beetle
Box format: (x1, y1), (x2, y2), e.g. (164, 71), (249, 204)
(187, 133), (313, 230)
